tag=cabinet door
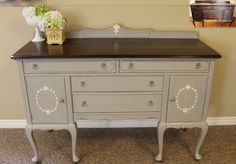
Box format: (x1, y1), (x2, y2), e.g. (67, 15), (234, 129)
(26, 77), (68, 123)
(222, 8), (234, 21)
(167, 76), (208, 122)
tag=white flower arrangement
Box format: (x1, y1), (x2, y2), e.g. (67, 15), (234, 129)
(38, 11), (67, 32)
(22, 6), (44, 42)
(22, 7), (42, 26)
(22, 4), (49, 26)
(22, 7), (36, 18)
(22, 4), (67, 43)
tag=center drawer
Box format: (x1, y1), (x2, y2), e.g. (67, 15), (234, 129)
(73, 93), (162, 113)
(71, 76), (164, 92)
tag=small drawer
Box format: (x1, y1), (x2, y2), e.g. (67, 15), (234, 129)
(212, 6), (230, 10)
(120, 60), (209, 72)
(71, 76), (163, 92)
(191, 6), (212, 10)
(23, 59), (116, 74)
(73, 93), (162, 113)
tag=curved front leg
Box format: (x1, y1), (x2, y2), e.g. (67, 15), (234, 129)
(195, 123), (208, 160)
(25, 125), (39, 163)
(68, 123), (79, 163)
(155, 122), (166, 162)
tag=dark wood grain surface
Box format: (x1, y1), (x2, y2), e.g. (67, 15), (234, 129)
(11, 38), (221, 59)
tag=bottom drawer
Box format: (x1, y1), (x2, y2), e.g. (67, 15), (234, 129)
(73, 93), (162, 113)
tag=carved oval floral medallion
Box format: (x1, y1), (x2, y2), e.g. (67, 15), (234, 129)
(175, 84), (198, 113)
(36, 86), (59, 115)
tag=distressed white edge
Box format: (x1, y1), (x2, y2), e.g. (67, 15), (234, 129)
(0, 117), (236, 128)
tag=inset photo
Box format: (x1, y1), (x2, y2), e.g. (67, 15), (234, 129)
(190, 0), (236, 27)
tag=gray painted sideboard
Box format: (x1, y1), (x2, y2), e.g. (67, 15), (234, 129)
(11, 25), (221, 163)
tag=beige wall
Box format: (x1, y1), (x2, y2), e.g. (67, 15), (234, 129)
(0, 0), (235, 119)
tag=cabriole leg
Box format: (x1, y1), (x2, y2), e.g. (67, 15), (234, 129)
(68, 123), (79, 163)
(195, 123), (208, 160)
(155, 122), (166, 162)
(25, 125), (39, 163)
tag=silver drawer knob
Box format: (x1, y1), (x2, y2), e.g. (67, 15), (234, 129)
(195, 63), (201, 69)
(80, 81), (87, 88)
(148, 100), (154, 107)
(149, 81), (155, 87)
(81, 101), (88, 108)
(32, 64), (39, 70)
(170, 97), (176, 102)
(128, 63), (135, 70)
(101, 63), (107, 70)
(59, 98), (65, 103)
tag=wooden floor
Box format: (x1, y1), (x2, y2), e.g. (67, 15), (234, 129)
(189, 18), (236, 28)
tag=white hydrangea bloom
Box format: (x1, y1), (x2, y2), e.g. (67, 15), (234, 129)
(22, 7), (36, 18)
(25, 15), (42, 27)
(49, 11), (63, 18)
(39, 11), (67, 31)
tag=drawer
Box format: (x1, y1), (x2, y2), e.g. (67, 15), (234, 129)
(71, 76), (163, 92)
(73, 93), (162, 113)
(212, 6), (234, 10)
(191, 6), (212, 10)
(23, 60), (116, 74)
(120, 60), (209, 72)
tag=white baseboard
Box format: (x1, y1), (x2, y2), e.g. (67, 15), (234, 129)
(0, 120), (27, 129)
(206, 117), (236, 126)
(0, 117), (235, 129)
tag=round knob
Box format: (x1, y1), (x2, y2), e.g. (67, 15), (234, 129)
(101, 63), (107, 70)
(170, 97), (176, 102)
(32, 64), (39, 70)
(81, 101), (88, 108)
(128, 63), (135, 70)
(80, 81), (87, 88)
(148, 100), (154, 107)
(195, 63), (201, 69)
(149, 81), (155, 87)
(59, 98), (65, 103)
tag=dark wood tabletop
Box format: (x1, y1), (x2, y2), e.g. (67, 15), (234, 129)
(11, 38), (221, 59)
